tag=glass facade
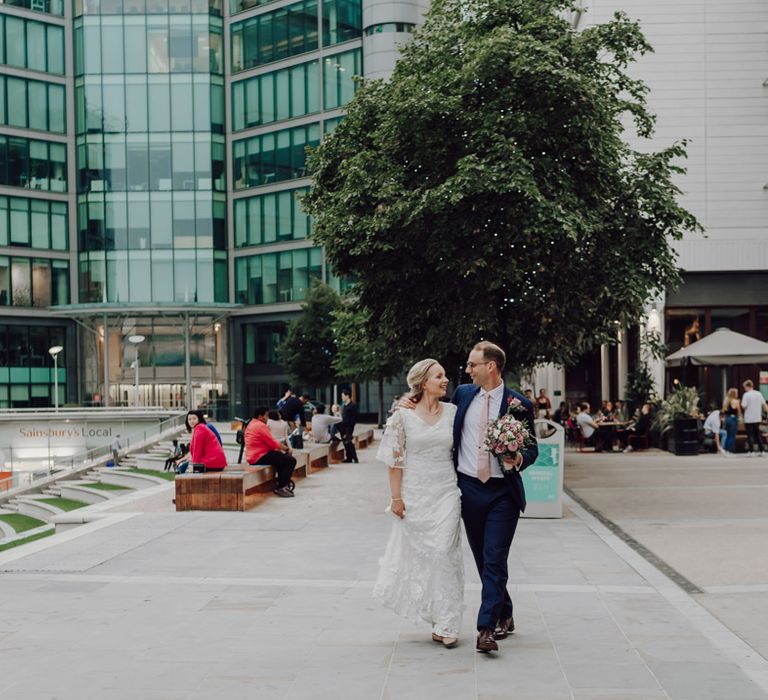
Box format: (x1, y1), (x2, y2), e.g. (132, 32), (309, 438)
(75, 0), (223, 16)
(0, 195), (68, 250)
(232, 59), (319, 131)
(235, 247), (322, 304)
(0, 134), (66, 191)
(242, 320), (286, 364)
(0, 0), (364, 410)
(74, 5), (227, 303)
(0, 74), (65, 133)
(0, 14), (64, 74)
(233, 122), (319, 189)
(234, 186), (310, 247)
(0, 324), (67, 408)
(322, 47), (359, 109)
(0, 0), (64, 15)
(0, 255), (69, 307)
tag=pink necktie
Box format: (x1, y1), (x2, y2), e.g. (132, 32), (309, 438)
(477, 393), (491, 483)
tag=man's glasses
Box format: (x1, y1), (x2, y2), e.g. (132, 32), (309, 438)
(465, 361), (490, 369)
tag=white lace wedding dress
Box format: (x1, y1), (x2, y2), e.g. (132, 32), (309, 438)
(373, 404), (464, 637)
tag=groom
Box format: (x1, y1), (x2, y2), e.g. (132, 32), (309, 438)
(453, 341), (538, 653)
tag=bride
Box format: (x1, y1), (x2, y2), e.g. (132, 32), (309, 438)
(373, 358), (464, 647)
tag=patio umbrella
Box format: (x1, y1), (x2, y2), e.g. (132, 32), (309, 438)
(666, 327), (768, 400)
(666, 328), (768, 366)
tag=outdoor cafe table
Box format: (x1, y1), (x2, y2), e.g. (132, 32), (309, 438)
(595, 420), (630, 452)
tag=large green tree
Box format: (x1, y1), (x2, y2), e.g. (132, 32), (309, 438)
(305, 0), (700, 369)
(277, 280), (342, 389)
(332, 303), (405, 425)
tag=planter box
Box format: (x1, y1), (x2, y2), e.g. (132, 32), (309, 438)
(672, 417), (699, 456)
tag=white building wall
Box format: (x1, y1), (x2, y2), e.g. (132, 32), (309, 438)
(362, 0), (429, 80)
(582, 0), (768, 273)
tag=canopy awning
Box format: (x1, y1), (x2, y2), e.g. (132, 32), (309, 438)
(666, 328), (768, 367)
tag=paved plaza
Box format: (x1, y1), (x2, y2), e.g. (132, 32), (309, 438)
(0, 442), (767, 700)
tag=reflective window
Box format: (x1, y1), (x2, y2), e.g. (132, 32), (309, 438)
(232, 59), (319, 130)
(0, 135), (67, 192)
(322, 0), (361, 46)
(0, 196), (67, 250)
(233, 122), (319, 190)
(322, 47), (360, 110)
(234, 186), (310, 247)
(363, 22), (415, 36)
(0, 0), (64, 16)
(0, 15), (65, 75)
(242, 321), (286, 364)
(0, 75), (66, 133)
(235, 247), (322, 304)
(231, 0), (318, 72)
(74, 0), (221, 15)
(74, 15), (223, 76)
(0, 255), (67, 307)
(0, 324), (67, 408)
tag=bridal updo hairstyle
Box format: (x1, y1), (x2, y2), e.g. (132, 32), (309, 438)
(405, 358), (439, 404)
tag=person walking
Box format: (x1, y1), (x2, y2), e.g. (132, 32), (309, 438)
(452, 342), (538, 652)
(741, 379), (767, 457)
(375, 359), (463, 648)
(245, 406), (296, 497)
(722, 388), (741, 455)
(340, 389), (359, 463)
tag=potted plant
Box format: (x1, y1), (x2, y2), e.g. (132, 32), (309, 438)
(652, 387), (701, 455)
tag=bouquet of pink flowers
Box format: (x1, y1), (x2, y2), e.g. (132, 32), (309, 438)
(483, 397), (533, 464)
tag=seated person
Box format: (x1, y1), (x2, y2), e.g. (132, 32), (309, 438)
(164, 439), (181, 471)
(245, 406), (297, 498)
(703, 408), (727, 455)
(576, 402), (607, 451)
(311, 403), (343, 444)
(185, 410), (227, 472)
(553, 401), (570, 428)
(267, 409), (290, 446)
(621, 403), (652, 452)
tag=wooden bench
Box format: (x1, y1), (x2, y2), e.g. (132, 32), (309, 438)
(328, 442), (345, 464)
(354, 429), (375, 450)
(176, 457), (310, 511)
(294, 445), (330, 472)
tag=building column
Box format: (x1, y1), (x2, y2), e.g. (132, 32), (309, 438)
(600, 344), (610, 402)
(617, 330), (629, 401)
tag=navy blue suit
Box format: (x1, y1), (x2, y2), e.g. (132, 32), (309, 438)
(451, 383), (538, 631)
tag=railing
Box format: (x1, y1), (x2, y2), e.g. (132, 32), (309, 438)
(0, 412), (187, 498)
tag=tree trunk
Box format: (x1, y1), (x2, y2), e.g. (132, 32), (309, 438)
(377, 376), (385, 428)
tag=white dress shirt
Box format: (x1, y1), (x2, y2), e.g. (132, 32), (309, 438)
(457, 381), (505, 479)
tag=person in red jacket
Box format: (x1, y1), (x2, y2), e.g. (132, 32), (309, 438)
(186, 410), (227, 472)
(245, 406), (297, 498)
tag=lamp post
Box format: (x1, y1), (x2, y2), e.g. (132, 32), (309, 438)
(127, 335), (145, 408)
(48, 345), (63, 412)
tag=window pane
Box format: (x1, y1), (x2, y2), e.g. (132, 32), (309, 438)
(27, 21), (47, 72)
(31, 200), (49, 248)
(6, 78), (27, 128)
(6, 18), (27, 68)
(48, 84), (65, 133)
(32, 259), (52, 307)
(47, 25), (65, 74)
(11, 258), (31, 306)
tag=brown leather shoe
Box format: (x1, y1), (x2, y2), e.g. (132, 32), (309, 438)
(476, 628), (498, 653)
(494, 616), (515, 640)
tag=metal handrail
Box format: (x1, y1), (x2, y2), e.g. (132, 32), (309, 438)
(0, 413), (187, 497)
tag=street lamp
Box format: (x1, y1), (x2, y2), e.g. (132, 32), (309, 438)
(48, 345), (63, 412)
(127, 335), (145, 408)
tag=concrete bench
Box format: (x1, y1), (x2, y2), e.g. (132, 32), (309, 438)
(354, 429), (375, 450)
(328, 442), (346, 464)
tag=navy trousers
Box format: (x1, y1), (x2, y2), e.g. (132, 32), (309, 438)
(458, 472), (520, 631)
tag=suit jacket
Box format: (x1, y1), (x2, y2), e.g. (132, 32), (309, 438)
(451, 384), (539, 513)
(342, 400), (359, 431)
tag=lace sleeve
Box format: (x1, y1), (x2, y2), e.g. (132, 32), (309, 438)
(376, 410), (406, 468)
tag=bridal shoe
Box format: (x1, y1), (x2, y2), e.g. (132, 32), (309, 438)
(432, 632), (458, 648)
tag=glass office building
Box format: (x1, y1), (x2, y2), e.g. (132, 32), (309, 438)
(0, 0), (423, 412)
